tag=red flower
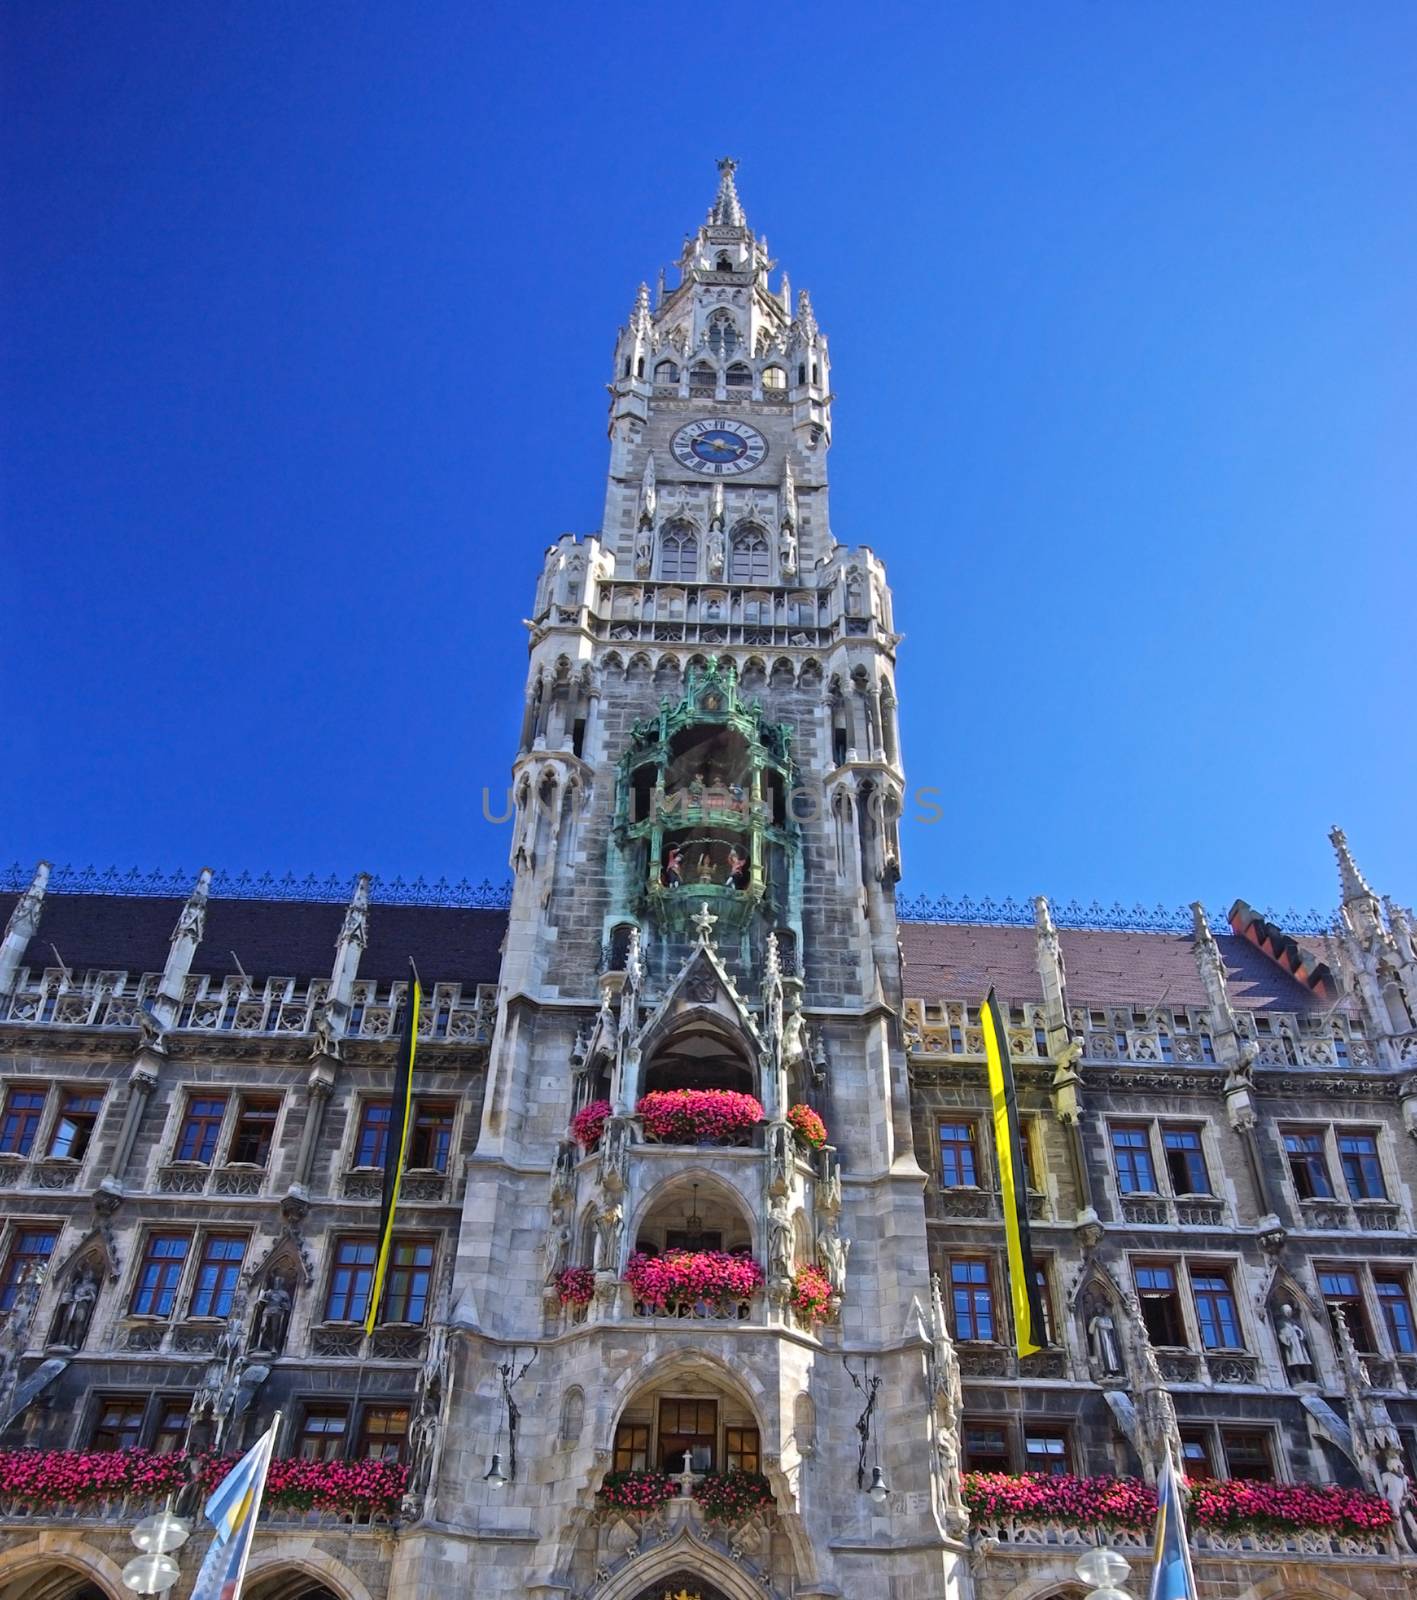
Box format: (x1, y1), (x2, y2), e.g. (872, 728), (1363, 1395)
(596, 1470), (677, 1513)
(625, 1249), (764, 1314)
(790, 1265), (834, 1323)
(786, 1103), (827, 1149)
(554, 1266), (596, 1306)
(693, 1469), (775, 1522)
(571, 1100), (612, 1148)
(636, 1089), (764, 1145)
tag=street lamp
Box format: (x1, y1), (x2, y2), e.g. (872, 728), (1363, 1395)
(1075, 1545), (1133, 1600)
(866, 1465), (890, 1504)
(121, 1507), (191, 1595)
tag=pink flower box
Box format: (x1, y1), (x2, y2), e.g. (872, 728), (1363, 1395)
(636, 1089), (764, 1146)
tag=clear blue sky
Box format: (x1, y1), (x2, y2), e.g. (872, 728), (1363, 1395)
(4, 3), (1413, 915)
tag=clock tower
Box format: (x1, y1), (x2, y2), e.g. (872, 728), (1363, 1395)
(402, 161), (961, 1600)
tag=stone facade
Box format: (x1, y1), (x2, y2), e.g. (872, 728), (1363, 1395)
(1, 164), (1415, 1600)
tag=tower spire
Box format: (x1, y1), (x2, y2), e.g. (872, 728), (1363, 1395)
(1330, 825), (1377, 909)
(709, 156), (746, 228)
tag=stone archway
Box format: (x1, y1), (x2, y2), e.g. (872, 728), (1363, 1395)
(630, 1576), (734, 1600)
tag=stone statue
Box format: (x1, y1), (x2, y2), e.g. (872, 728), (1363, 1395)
(1087, 1306), (1123, 1378)
(594, 1204), (623, 1273)
(52, 1266), (98, 1351)
(544, 1222), (571, 1285)
(780, 1005), (807, 1071)
(1378, 1445), (1417, 1549)
(404, 1325), (449, 1515)
(599, 1116), (631, 1194)
(250, 1274), (293, 1355)
(707, 524), (726, 577)
(634, 526), (653, 577)
(550, 1140), (576, 1204)
(817, 1220), (849, 1296)
(767, 1121), (792, 1195)
(845, 568), (864, 615)
(779, 526), (797, 575)
(768, 1202), (794, 1282)
(1274, 1302), (1313, 1378)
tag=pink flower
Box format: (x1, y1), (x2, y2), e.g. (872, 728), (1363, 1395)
(636, 1090), (764, 1145)
(554, 1266), (596, 1306)
(625, 1250), (764, 1314)
(571, 1100), (612, 1148)
(790, 1265), (835, 1323)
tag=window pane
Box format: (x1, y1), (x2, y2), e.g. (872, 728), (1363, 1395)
(1111, 1126), (1157, 1194)
(1162, 1127), (1210, 1195)
(189, 1235), (246, 1318)
(0, 1088), (47, 1156)
(1283, 1130), (1335, 1200)
(725, 1425), (760, 1472)
(229, 1097), (279, 1166)
(356, 1101), (391, 1168)
(1024, 1429), (1071, 1476)
(1180, 1431), (1215, 1478)
(91, 1396), (146, 1452)
(951, 1259), (995, 1341)
(729, 532), (770, 584)
(1338, 1134), (1385, 1201)
(358, 1404), (409, 1463)
(963, 1424), (1010, 1472)
(1376, 1276), (1417, 1354)
(153, 1396), (191, 1454)
(299, 1404), (349, 1461)
(613, 1423), (649, 1472)
(325, 1237), (377, 1323)
(0, 1229), (57, 1310)
(132, 1234), (191, 1317)
(177, 1097), (227, 1163)
(1221, 1430), (1272, 1481)
(48, 1090), (103, 1161)
(1192, 1271), (1242, 1350)
(382, 1238), (434, 1325)
(938, 1122), (978, 1187)
(409, 1103), (454, 1172)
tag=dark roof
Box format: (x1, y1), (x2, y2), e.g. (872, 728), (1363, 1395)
(898, 920), (1340, 1015)
(0, 893), (507, 988)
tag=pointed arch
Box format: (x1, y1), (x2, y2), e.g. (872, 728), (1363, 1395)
(629, 1168), (759, 1260)
(659, 520), (699, 582)
(0, 1540), (125, 1600)
(242, 1545), (375, 1600)
(728, 522), (770, 583)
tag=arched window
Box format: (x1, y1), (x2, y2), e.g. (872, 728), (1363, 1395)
(654, 360), (679, 384)
(707, 312), (739, 359)
(812, 361), (820, 384)
(689, 363), (716, 392)
(659, 525), (698, 582)
(635, 355), (644, 377)
(742, 591), (772, 626)
(762, 365), (787, 391)
(715, 251), (733, 271)
(797, 362), (806, 385)
(725, 362), (752, 387)
(729, 527), (771, 583)
(622, 356), (631, 377)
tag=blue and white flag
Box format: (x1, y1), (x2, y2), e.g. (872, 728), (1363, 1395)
(190, 1417), (279, 1600)
(1147, 1455), (1199, 1600)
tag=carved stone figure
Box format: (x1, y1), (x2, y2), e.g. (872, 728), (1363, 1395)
(544, 1223), (571, 1284)
(51, 1266), (98, 1351)
(404, 1325), (449, 1515)
(634, 526), (653, 577)
(1378, 1445), (1417, 1549)
(1087, 1307), (1124, 1378)
(768, 1202), (794, 1282)
(767, 1121), (792, 1195)
(1274, 1302), (1313, 1378)
(845, 568), (864, 615)
(779, 526), (797, 575)
(706, 524), (725, 577)
(550, 1140), (576, 1205)
(780, 1005), (806, 1071)
(599, 1116), (631, 1193)
(250, 1274), (293, 1355)
(594, 1204), (624, 1273)
(817, 1220), (849, 1296)
(1118, 1293), (1183, 1482)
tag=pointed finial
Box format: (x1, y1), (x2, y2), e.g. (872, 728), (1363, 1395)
(4, 860), (50, 943)
(795, 288), (818, 340)
(780, 270), (791, 316)
(171, 867), (213, 945)
(1190, 901), (1215, 945)
(781, 456), (797, 529)
(630, 281), (652, 337)
(765, 930), (780, 977)
(692, 902), (718, 945)
(1033, 894), (1056, 937)
(710, 157), (746, 228)
(1329, 826), (1377, 907)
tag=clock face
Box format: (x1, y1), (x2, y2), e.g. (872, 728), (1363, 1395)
(670, 417), (768, 477)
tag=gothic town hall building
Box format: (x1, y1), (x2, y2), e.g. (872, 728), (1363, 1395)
(1, 163), (1415, 1600)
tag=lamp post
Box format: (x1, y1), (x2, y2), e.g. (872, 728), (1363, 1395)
(1075, 1545), (1133, 1600)
(121, 1507), (191, 1596)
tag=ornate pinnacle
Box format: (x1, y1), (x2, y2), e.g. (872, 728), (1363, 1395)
(3, 860), (49, 945)
(709, 156), (746, 228)
(1330, 825), (1378, 908)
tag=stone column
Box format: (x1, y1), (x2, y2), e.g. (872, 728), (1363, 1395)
(103, 1054), (162, 1195)
(291, 1063), (336, 1196)
(151, 868), (212, 1028)
(0, 860), (50, 1001)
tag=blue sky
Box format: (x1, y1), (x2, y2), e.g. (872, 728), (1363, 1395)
(4, 3), (1413, 915)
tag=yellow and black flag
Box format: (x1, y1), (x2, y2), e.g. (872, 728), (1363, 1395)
(981, 987), (1048, 1358)
(365, 962), (422, 1335)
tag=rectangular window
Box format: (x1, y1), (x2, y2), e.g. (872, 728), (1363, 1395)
(665, 1229), (722, 1252)
(1180, 1429), (1216, 1479)
(1376, 1274), (1417, 1355)
(1338, 1133), (1386, 1201)
(962, 1423), (1010, 1473)
(1023, 1427), (1071, 1476)
(0, 1087), (46, 1156)
(188, 1235), (246, 1319)
(725, 1425), (761, 1473)
(131, 1233), (191, 1317)
(658, 1397), (717, 1473)
(90, 1395), (146, 1452)
(1034, 1266), (1056, 1345)
(1221, 1429), (1273, 1481)
(1136, 1262), (1186, 1347)
(355, 1101), (391, 1169)
(48, 1089), (103, 1162)
(1283, 1129), (1335, 1201)
(1111, 1125), (1157, 1194)
(407, 1102), (455, 1173)
(228, 1096), (280, 1166)
(950, 1258), (996, 1341)
(938, 1122), (978, 1188)
(382, 1238), (435, 1325)
(0, 1228), (57, 1310)
(176, 1095), (227, 1164)
(298, 1404), (350, 1461)
(153, 1396), (192, 1455)
(613, 1422), (649, 1473)
(325, 1237), (377, 1324)
(1162, 1127), (1211, 1195)
(1020, 1123), (1040, 1191)
(1191, 1268), (1243, 1350)
(358, 1404), (409, 1463)
(1319, 1268), (1376, 1352)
